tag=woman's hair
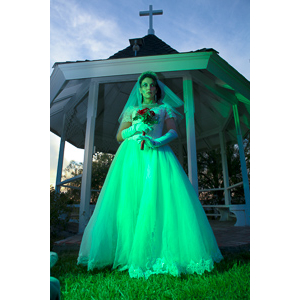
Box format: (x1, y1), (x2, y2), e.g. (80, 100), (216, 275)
(138, 71), (162, 102)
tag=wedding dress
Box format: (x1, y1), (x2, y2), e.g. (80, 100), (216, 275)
(77, 103), (223, 279)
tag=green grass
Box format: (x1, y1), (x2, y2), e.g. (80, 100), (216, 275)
(51, 250), (250, 300)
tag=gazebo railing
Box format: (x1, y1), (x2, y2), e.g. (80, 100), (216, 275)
(200, 181), (247, 226)
(56, 174), (83, 187)
(56, 174), (100, 223)
(64, 203), (96, 223)
(56, 174), (101, 192)
(60, 185), (101, 193)
(225, 181), (244, 191)
(199, 181), (244, 196)
(58, 179), (246, 225)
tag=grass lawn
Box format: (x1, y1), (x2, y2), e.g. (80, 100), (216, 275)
(51, 250), (250, 299)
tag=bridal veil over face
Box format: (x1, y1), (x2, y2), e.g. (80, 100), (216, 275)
(117, 71), (184, 138)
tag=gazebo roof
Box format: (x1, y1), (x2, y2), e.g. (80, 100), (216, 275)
(52, 34), (178, 68)
(52, 34), (219, 66)
(109, 34), (179, 59)
(50, 34), (249, 156)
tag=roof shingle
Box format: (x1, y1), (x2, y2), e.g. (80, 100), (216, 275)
(108, 34), (179, 59)
(52, 34), (219, 68)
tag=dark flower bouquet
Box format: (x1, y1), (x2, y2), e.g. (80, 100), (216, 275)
(133, 108), (159, 150)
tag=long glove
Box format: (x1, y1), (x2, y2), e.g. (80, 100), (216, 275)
(137, 129), (178, 149)
(121, 123), (153, 140)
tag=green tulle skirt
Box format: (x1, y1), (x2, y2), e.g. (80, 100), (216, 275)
(77, 139), (223, 279)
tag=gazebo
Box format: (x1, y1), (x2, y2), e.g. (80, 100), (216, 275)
(50, 7), (250, 233)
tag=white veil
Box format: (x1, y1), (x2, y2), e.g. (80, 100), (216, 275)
(118, 72), (184, 132)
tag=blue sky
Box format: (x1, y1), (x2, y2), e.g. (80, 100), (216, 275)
(50, 0), (250, 186)
(50, 0), (250, 78)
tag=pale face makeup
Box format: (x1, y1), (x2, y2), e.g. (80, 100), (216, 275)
(140, 77), (157, 104)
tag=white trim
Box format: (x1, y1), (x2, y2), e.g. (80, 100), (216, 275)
(79, 81), (99, 233)
(183, 74), (199, 194)
(52, 52), (212, 84)
(63, 79), (91, 113)
(207, 53), (250, 100)
(191, 70), (238, 105)
(50, 67), (67, 104)
(55, 114), (66, 193)
(56, 174), (82, 186)
(219, 131), (231, 205)
(233, 104), (250, 226)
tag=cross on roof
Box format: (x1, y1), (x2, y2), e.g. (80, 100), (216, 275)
(139, 5), (163, 35)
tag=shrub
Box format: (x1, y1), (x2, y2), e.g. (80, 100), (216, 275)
(50, 186), (73, 237)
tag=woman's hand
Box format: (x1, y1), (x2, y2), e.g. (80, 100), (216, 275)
(135, 123), (153, 134)
(118, 122), (153, 142)
(136, 135), (157, 149)
(136, 129), (178, 149)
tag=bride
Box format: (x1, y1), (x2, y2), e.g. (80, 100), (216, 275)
(77, 71), (223, 279)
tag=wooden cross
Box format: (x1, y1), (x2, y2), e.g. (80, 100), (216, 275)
(139, 5), (163, 35)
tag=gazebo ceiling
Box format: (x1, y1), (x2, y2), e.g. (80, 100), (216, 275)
(50, 36), (249, 155)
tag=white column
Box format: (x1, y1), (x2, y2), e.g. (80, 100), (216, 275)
(79, 81), (99, 233)
(183, 75), (199, 195)
(55, 114), (66, 193)
(219, 131), (231, 206)
(232, 104), (250, 226)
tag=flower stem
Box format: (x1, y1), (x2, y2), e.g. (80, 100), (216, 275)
(141, 131), (146, 150)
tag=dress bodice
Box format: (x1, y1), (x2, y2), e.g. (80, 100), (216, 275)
(132, 105), (165, 139)
(122, 104), (175, 140)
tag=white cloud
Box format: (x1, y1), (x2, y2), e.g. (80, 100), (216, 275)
(50, 0), (129, 70)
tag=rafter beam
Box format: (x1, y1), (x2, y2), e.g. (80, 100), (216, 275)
(197, 127), (221, 140)
(63, 79), (91, 114)
(207, 53), (250, 100)
(235, 92), (250, 106)
(50, 67), (68, 105)
(221, 107), (233, 131)
(193, 87), (223, 126)
(191, 70), (238, 105)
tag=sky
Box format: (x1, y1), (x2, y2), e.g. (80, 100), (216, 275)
(50, 0), (250, 187)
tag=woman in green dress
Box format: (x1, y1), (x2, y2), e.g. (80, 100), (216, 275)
(77, 71), (223, 279)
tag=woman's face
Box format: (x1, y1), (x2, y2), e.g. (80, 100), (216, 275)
(140, 77), (157, 103)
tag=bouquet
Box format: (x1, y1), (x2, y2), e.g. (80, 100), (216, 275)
(133, 108), (159, 150)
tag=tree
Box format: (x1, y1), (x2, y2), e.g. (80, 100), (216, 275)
(183, 133), (250, 205)
(61, 152), (115, 203)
